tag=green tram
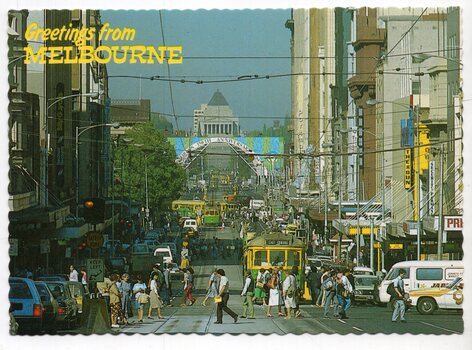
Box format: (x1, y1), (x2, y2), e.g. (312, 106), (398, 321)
(243, 231), (306, 303)
(202, 207), (221, 227)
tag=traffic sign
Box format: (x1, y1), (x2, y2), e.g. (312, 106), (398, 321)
(87, 258), (105, 283)
(87, 231), (104, 249)
(9, 238), (18, 257)
(40, 239), (50, 254)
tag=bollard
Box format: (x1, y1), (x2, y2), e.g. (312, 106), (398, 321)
(76, 298), (111, 334)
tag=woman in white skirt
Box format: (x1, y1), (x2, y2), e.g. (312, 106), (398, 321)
(202, 269), (218, 306)
(266, 269), (283, 317)
(148, 273), (164, 319)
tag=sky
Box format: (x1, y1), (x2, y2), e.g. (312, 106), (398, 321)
(101, 10), (292, 132)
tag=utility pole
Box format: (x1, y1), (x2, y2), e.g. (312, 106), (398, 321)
(370, 217), (374, 270)
(437, 143), (444, 258)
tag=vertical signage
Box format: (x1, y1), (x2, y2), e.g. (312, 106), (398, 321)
(428, 160), (435, 215)
(404, 148), (412, 189)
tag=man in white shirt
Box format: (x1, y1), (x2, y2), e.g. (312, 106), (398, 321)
(69, 265), (78, 282)
(240, 270), (255, 319)
(283, 267), (298, 319)
(215, 269), (238, 324)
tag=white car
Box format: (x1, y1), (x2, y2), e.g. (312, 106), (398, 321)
(183, 219), (198, 232)
(409, 277), (464, 315)
(353, 266), (375, 276)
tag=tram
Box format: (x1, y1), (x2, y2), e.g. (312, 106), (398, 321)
(171, 199), (205, 218)
(243, 231), (306, 303)
(202, 207), (221, 226)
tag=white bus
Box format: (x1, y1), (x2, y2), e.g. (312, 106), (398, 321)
(378, 260), (463, 304)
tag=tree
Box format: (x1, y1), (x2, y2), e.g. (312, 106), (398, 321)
(112, 122), (186, 222)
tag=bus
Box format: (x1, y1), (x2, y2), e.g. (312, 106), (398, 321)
(243, 231), (306, 304)
(171, 200), (205, 218)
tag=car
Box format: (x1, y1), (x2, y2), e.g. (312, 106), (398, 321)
(409, 276), (464, 315)
(154, 246), (173, 264)
(143, 238), (160, 250)
(9, 277), (44, 334)
(66, 281), (90, 316)
(34, 281), (59, 333)
(166, 262), (184, 280)
(45, 281), (79, 329)
(106, 256), (130, 274)
(35, 275), (69, 282)
(131, 243), (153, 254)
(353, 266), (375, 276)
(145, 229), (163, 240)
(353, 275), (380, 304)
(183, 218), (198, 232)
(179, 216), (191, 227)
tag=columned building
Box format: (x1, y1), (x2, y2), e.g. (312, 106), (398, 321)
(193, 90), (239, 137)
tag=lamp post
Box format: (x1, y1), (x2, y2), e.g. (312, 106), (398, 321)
(46, 92), (99, 209)
(75, 121), (119, 218)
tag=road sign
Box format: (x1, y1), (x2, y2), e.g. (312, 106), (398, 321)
(87, 231), (104, 249)
(87, 258), (105, 283)
(9, 238), (18, 257)
(40, 239), (50, 254)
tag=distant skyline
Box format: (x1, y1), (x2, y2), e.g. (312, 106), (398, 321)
(102, 9), (292, 132)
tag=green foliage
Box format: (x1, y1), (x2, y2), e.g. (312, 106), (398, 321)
(111, 123), (186, 215)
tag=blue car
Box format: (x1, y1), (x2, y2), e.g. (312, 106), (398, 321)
(9, 277), (44, 334)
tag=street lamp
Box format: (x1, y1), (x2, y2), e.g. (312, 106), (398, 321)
(44, 92), (100, 209)
(75, 121), (120, 219)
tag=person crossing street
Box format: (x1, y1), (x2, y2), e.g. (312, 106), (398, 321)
(240, 270), (255, 319)
(214, 269), (238, 324)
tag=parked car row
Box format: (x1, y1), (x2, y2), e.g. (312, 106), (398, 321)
(9, 277), (89, 334)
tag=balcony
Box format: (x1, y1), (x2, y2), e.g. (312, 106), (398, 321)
(8, 189), (38, 212)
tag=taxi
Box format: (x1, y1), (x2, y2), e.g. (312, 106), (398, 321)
(409, 277), (464, 315)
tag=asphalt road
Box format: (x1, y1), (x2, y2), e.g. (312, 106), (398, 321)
(118, 225), (464, 335)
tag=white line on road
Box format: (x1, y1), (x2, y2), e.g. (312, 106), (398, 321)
(337, 319), (346, 324)
(352, 326), (364, 332)
(311, 318), (336, 334)
(420, 321), (461, 334)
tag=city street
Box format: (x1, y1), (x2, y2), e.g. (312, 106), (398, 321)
(118, 226), (463, 335)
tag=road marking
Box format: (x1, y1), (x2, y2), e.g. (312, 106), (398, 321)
(311, 318), (336, 334)
(337, 319), (346, 324)
(420, 321), (461, 334)
(352, 326), (364, 332)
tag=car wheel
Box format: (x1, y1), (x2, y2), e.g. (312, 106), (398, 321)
(417, 297), (437, 315)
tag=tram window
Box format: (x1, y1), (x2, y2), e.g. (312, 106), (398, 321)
(270, 251), (285, 266)
(254, 251), (268, 266)
(287, 251), (300, 267)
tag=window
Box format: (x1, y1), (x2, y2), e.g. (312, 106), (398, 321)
(254, 251), (267, 266)
(412, 81), (421, 95)
(9, 281), (32, 299)
(386, 267), (410, 280)
(416, 268), (443, 281)
(287, 251), (300, 267)
(270, 250), (285, 266)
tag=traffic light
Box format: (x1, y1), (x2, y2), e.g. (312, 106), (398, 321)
(83, 197), (105, 224)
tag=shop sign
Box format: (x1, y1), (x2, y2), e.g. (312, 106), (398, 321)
(444, 216), (462, 231)
(404, 148), (412, 189)
(9, 238), (18, 257)
(389, 243), (403, 250)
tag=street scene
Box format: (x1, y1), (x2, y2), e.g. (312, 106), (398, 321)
(6, 5), (468, 342)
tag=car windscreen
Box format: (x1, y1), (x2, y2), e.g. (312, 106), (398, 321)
(35, 284), (52, 304)
(46, 283), (66, 298)
(354, 277), (377, 287)
(9, 281), (32, 299)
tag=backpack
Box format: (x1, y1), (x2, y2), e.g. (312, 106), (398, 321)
(387, 282), (396, 296)
(322, 277), (334, 291)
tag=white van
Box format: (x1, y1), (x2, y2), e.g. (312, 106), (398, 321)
(153, 246), (173, 264)
(378, 260), (463, 303)
(183, 219), (198, 232)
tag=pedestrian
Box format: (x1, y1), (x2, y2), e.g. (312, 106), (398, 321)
(276, 267), (287, 316)
(345, 269), (356, 303)
(335, 269), (353, 320)
(132, 275), (147, 323)
(80, 267), (87, 286)
(181, 268), (196, 306)
(318, 266), (329, 306)
(282, 266), (298, 319)
(266, 269), (282, 317)
(162, 264), (172, 306)
(322, 270), (337, 318)
(202, 269), (218, 306)
(262, 268), (271, 306)
(109, 273), (128, 328)
(254, 268), (267, 306)
(69, 265), (78, 282)
(119, 273), (133, 318)
(240, 270), (255, 319)
(180, 255), (190, 270)
(148, 272), (164, 319)
(391, 269), (407, 323)
(214, 269), (238, 324)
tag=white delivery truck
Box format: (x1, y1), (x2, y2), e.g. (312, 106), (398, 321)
(378, 260), (463, 304)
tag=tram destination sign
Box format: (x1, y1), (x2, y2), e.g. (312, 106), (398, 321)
(266, 240), (290, 246)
